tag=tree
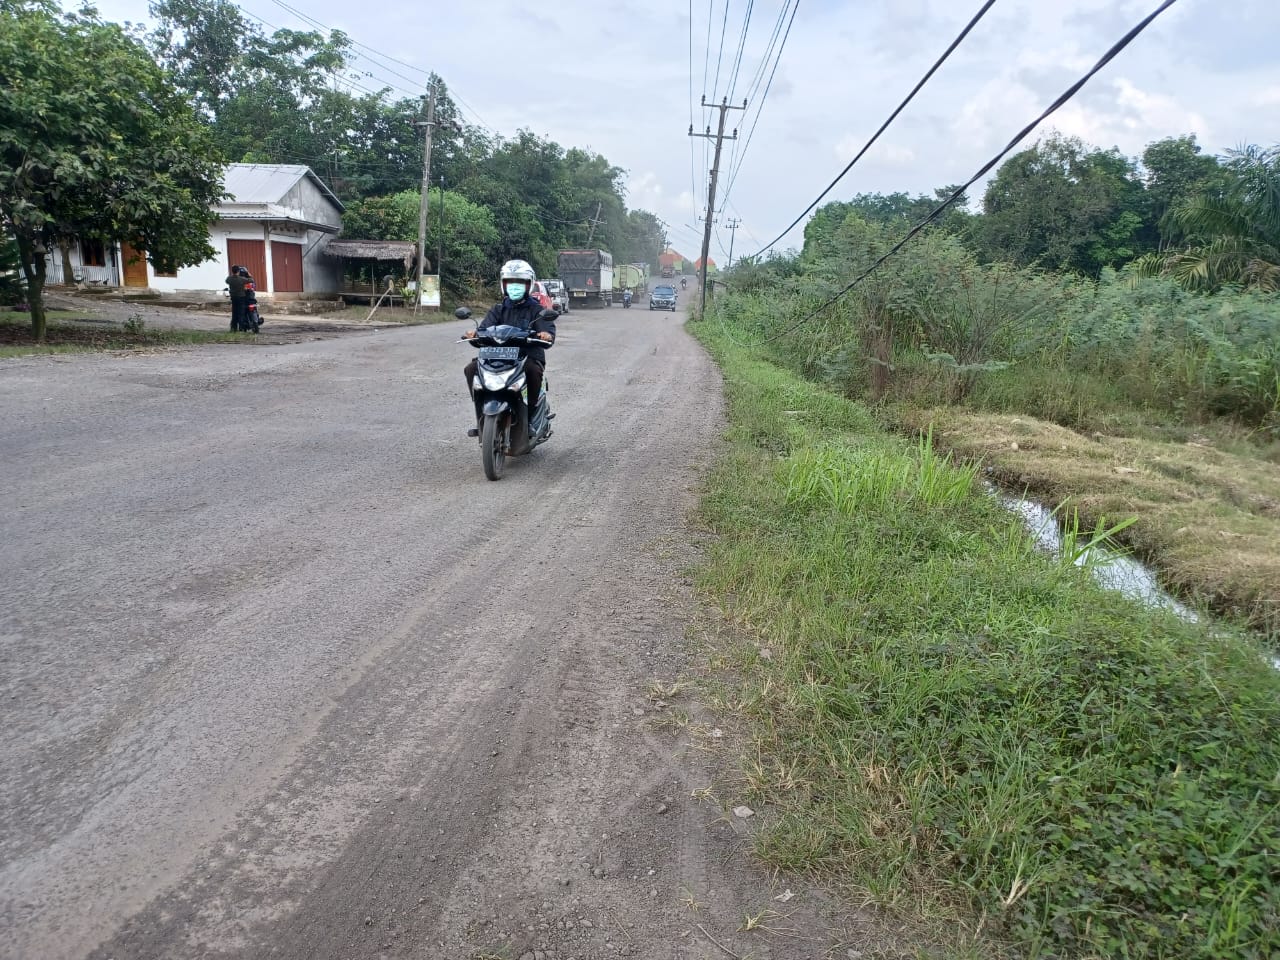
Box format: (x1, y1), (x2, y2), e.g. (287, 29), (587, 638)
(1140, 135), (1229, 245)
(0, 1), (225, 338)
(342, 188), (498, 295)
(1132, 144), (1280, 292)
(977, 134), (1151, 275)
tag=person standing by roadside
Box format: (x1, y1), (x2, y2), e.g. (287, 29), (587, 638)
(226, 264), (248, 331)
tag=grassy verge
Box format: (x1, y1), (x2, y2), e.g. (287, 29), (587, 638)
(0, 317), (251, 357)
(689, 318), (1280, 958)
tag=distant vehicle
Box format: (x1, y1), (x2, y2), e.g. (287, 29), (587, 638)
(613, 263), (649, 299)
(530, 280), (554, 311)
(660, 266), (674, 278)
(558, 249), (614, 307)
(543, 278), (569, 314)
(650, 284), (677, 311)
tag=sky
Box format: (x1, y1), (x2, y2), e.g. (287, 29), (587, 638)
(82, 0), (1280, 260)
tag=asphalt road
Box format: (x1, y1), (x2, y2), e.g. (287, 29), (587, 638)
(0, 303), (877, 959)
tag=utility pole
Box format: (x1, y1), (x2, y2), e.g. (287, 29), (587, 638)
(585, 201), (604, 246)
(725, 217), (741, 270)
(414, 81), (438, 311)
(689, 96), (745, 313)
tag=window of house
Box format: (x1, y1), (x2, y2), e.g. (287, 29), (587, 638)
(80, 239), (106, 267)
(152, 263), (177, 278)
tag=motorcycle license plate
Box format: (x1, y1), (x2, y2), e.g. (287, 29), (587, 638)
(478, 346), (520, 360)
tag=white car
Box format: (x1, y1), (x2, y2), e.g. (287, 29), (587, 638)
(543, 278), (569, 314)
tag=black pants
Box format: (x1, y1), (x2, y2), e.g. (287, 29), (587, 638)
(464, 358), (544, 412)
(230, 297), (247, 330)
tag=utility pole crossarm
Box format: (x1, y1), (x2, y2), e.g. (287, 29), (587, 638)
(689, 97), (746, 313)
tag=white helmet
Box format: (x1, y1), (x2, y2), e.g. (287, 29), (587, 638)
(499, 259), (536, 285)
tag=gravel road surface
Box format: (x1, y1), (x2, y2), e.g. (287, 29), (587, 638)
(1, 305), (876, 959)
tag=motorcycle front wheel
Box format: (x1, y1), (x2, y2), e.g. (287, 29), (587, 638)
(481, 413), (506, 481)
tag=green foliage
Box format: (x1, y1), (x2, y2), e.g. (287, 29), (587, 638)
(690, 328), (1280, 958)
(341, 187), (498, 295)
(977, 134), (1154, 275)
(0, 1), (225, 337)
(1134, 145), (1280, 293)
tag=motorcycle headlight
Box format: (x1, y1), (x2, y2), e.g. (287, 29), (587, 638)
(480, 368), (511, 391)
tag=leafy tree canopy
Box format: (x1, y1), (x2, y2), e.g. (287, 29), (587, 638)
(0, 0), (225, 337)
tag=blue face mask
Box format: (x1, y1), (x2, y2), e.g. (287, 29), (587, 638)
(505, 283), (527, 301)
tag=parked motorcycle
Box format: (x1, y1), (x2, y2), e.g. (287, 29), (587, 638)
(457, 307), (555, 481)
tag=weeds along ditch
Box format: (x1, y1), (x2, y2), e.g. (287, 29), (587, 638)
(689, 320), (1280, 959)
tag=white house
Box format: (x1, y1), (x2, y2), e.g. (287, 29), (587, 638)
(45, 163), (345, 298)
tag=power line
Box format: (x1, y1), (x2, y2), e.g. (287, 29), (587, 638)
(720, 0), (798, 207)
(747, 0), (998, 258)
(731, 0), (1182, 345)
(709, 0), (734, 105)
(726, 0), (755, 103)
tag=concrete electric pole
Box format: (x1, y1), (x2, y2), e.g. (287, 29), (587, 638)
(725, 217), (741, 270)
(689, 96), (745, 313)
(414, 82), (438, 311)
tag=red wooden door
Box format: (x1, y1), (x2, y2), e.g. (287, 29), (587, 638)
(271, 241), (304, 292)
(227, 239), (267, 287)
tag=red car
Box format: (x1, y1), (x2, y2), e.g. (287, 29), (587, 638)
(530, 280), (555, 311)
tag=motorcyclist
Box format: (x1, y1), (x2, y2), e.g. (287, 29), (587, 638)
(680, 276), (687, 290)
(622, 288), (632, 306)
(463, 259), (556, 427)
(226, 264), (248, 331)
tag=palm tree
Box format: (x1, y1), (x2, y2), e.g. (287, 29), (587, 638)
(1132, 145), (1280, 292)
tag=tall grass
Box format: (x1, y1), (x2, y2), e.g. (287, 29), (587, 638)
(722, 221), (1280, 435)
(691, 324), (1280, 958)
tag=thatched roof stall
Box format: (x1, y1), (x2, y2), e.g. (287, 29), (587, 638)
(324, 239), (422, 303)
(324, 239), (418, 267)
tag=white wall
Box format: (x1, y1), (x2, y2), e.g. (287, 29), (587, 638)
(146, 220), (264, 295)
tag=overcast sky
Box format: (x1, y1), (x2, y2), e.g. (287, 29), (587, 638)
(84, 0), (1280, 260)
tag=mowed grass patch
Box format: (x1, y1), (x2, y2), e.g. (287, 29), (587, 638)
(901, 407), (1280, 632)
(691, 323), (1280, 959)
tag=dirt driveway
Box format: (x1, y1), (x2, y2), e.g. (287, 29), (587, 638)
(0, 304), (881, 959)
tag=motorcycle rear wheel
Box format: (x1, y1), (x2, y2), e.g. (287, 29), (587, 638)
(481, 413), (506, 481)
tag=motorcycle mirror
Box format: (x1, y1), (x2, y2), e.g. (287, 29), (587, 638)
(454, 307), (472, 320)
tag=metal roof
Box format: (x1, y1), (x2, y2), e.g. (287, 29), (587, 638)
(221, 164), (344, 212)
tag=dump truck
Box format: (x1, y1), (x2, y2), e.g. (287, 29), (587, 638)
(613, 263), (650, 298)
(557, 249), (614, 307)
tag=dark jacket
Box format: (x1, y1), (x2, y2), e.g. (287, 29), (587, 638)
(226, 273), (248, 299)
(478, 295), (556, 365)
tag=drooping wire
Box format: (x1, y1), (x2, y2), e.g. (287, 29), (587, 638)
(746, 0), (999, 259)
(727, 0), (1182, 345)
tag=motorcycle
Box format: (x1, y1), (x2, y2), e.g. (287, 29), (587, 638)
(680, 277), (687, 290)
(622, 290), (632, 308)
(456, 307), (555, 481)
(227, 272), (263, 333)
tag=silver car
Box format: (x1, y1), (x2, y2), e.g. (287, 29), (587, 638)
(543, 278), (569, 314)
